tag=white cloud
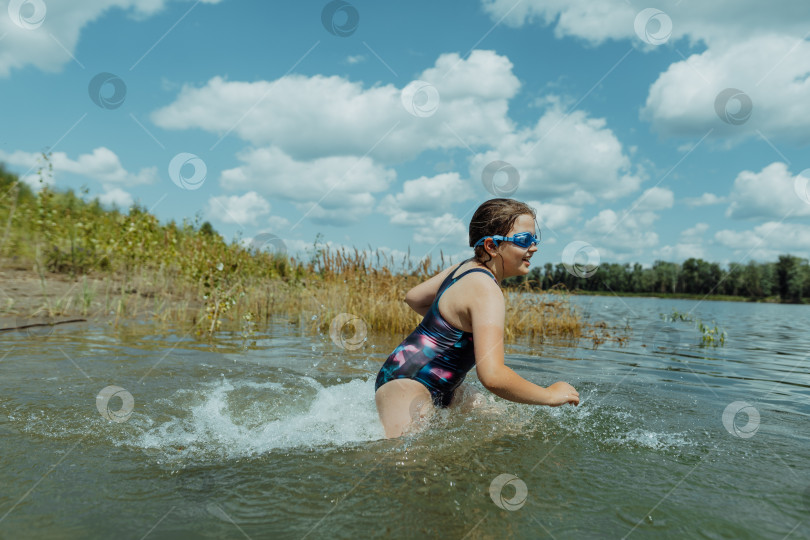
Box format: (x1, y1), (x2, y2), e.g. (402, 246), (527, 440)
(480, 0), (810, 47)
(653, 243), (707, 261)
(527, 200), (582, 231)
(478, 3), (810, 145)
(286, 240), (468, 274)
(419, 49), (520, 100)
(379, 172), (473, 217)
(264, 215), (291, 231)
(642, 35), (810, 143)
(726, 162), (810, 220)
(412, 213), (468, 247)
(0, 147), (158, 188)
(149, 47), (645, 241)
(153, 49), (644, 235)
(480, 0), (637, 45)
(206, 191), (271, 226)
(98, 187), (133, 209)
(469, 103), (644, 204)
(573, 189), (675, 260)
(219, 146), (395, 227)
(681, 222), (710, 242)
(378, 173), (475, 247)
(18, 173), (51, 191)
(685, 193), (726, 207)
(381, 189), (583, 251)
(654, 222), (710, 261)
(715, 222), (810, 260)
(151, 50), (519, 163)
(346, 55), (366, 64)
(632, 187), (673, 211)
(582, 207), (660, 260)
(0, 0), (224, 77)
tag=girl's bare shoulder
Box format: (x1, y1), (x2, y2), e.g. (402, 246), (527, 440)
(456, 264), (502, 294)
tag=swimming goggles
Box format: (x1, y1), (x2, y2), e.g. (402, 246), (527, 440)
(473, 231), (540, 249)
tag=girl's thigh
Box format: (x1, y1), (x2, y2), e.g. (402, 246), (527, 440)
(375, 378), (434, 439)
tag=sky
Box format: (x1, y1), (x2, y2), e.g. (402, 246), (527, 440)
(1, 0), (809, 271)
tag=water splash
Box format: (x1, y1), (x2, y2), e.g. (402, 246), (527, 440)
(129, 376), (386, 459)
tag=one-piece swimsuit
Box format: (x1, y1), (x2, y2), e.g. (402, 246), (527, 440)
(374, 258), (498, 407)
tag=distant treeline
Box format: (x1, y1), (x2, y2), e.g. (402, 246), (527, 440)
(506, 257), (810, 303)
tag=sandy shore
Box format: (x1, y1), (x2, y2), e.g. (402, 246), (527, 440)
(0, 263), (200, 333)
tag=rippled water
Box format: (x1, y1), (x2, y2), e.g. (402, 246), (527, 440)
(1, 296), (809, 539)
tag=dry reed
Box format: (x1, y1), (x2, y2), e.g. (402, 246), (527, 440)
(3, 245), (587, 344)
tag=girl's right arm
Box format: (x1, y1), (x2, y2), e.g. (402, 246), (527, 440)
(403, 264), (457, 315)
(470, 279), (579, 406)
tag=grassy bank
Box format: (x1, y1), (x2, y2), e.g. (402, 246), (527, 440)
(0, 166), (592, 343)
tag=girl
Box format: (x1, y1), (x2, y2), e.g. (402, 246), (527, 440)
(375, 198), (580, 438)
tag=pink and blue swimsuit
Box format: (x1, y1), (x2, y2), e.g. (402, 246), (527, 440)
(374, 258), (498, 407)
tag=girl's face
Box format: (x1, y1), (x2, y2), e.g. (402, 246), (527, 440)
(501, 214), (539, 277)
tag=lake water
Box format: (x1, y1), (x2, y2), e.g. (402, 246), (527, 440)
(1, 295), (808, 539)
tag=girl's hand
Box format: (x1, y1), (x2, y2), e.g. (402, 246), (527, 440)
(545, 381), (580, 406)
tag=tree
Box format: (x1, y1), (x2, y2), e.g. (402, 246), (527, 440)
(776, 255), (803, 302)
(724, 262), (745, 296)
(199, 221), (218, 238)
(741, 260), (764, 298)
(650, 261), (679, 293)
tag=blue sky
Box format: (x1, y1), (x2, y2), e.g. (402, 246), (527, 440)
(1, 0), (809, 271)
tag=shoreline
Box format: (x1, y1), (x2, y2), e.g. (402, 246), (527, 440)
(566, 289), (794, 304)
(0, 261), (612, 345)
(0, 264), (204, 332)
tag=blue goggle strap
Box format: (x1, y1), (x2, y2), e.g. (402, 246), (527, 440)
(474, 235), (503, 248)
(474, 232), (539, 248)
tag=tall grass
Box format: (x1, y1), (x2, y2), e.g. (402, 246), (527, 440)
(1, 160), (587, 342)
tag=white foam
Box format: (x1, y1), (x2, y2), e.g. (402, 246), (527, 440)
(605, 427), (694, 450)
(125, 377), (692, 459)
(538, 396), (693, 450)
(130, 376), (385, 458)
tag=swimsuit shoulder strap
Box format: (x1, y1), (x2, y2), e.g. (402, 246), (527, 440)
(446, 258), (469, 281)
(437, 258), (469, 292)
(437, 263), (497, 300)
(431, 262), (499, 322)
(451, 268), (498, 283)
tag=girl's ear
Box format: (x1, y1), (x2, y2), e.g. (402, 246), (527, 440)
(485, 238), (499, 254)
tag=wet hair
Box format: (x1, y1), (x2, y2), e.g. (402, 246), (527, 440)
(469, 198), (537, 264)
